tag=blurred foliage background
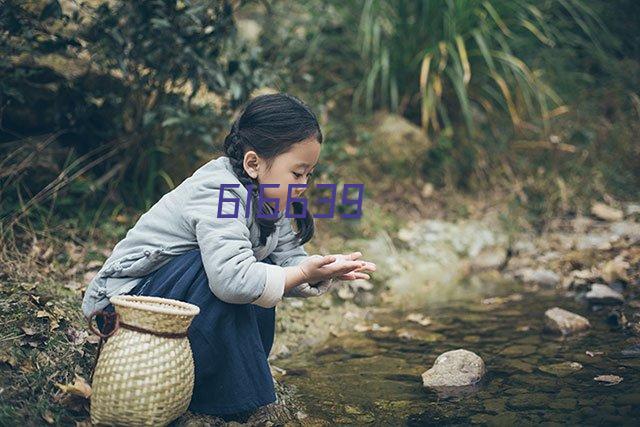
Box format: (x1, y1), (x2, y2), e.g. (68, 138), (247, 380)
(1, 0), (639, 246)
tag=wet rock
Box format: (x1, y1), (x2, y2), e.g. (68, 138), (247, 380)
(512, 239), (537, 255)
(593, 374), (623, 385)
(268, 343), (291, 361)
(353, 291), (376, 307)
(591, 202), (624, 222)
(507, 393), (551, 409)
(575, 233), (613, 251)
(421, 349), (485, 388)
(538, 361), (583, 377)
(396, 328), (444, 342)
(606, 309), (628, 328)
(625, 203), (640, 217)
(350, 279), (374, 292)
(601, 256), (631, 283)
(621, 344), (640, 358)
(504, 359), (535, 373)
(562, 269), (598, 291)
(586, 284), (624, 305)
(610, 221), (640, 242)
(544, 307), (591, 335)
(514, 268), (560, 287)
(337, 286), (355, 300)
(500, 344), (537, 357)
(405, 313), (432, 326)
(470, 246), (507, 271)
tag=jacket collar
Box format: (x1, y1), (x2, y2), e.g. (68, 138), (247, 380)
(218, 156), (286, 224)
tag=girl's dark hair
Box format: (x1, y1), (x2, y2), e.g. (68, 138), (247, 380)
(223, 92), (323, 247)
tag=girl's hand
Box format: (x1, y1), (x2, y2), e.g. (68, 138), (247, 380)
(327, 252), (376, 281)
(297, 254), (364, 285)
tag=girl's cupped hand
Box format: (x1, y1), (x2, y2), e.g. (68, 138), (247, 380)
(328, 251), (376, 281)
(298, 251), (376, 285)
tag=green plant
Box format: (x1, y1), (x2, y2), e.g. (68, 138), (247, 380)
(355, 0), (610, 137)
(1, 0), (277, 239)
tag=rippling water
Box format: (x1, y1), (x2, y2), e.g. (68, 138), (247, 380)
(278, 278), (640, 425)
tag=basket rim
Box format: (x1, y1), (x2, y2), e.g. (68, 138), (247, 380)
(109, 295), (200, 317)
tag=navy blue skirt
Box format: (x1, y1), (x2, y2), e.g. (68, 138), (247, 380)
(96, 248), (277, 416)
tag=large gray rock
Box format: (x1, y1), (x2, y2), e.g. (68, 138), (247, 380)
(544, 307), (591, 335)
(586, 283), (624, 305)
(421, 349), (485, 387)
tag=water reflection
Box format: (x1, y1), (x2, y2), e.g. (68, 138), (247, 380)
(278, 277), (640, 425)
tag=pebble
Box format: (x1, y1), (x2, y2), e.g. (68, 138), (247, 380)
(591, 202), (624, 222)
(538, 361), (583, 377)
(515, 268), (560, 287)
(544, 307), (591, 335)
(586, 283), (624, 305)
(593, 375), (623, 385)
(421, 349), (485, 388)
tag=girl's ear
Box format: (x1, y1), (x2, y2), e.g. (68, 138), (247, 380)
(243, 151), (260, 179)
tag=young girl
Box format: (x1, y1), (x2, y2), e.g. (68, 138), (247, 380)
(82, 93), (376, 424)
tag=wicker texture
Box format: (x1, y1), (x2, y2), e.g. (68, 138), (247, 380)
(90, 295), (200, 426)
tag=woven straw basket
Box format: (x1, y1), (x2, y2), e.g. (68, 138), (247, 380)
(90, 295), (200, 426)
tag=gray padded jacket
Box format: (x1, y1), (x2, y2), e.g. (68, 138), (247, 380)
(81, 155), (329, 319)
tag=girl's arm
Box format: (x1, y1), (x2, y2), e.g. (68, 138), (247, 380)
(183, 183), (301, 308)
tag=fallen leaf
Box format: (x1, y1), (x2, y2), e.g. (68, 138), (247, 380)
(55, 374), (92, 398)
(42, 409), (55, 424)
(19, 360), (35, 374)
(0, 351), (18, 368)
(20, 282), (37, 291)
(85, 260), (103, 270)
(21, 326), (37, 336)
(594, 374), (623, 385)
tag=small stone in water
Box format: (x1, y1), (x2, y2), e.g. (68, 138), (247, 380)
(586, 350), (604, 357)
(421, 349), (485, 388)
(515, 268), (560, 287)
(538, 361), (583, 377)
(621, 344), (640, 358)
(405, 313), (432, 326)
(586, 283), (624, 305)
(594, 375), (623, 385)
(544, 307), (591, 335)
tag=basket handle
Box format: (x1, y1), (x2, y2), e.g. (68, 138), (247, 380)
(88, 310), (120, 339)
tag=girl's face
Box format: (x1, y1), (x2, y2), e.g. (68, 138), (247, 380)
(243, 137), (321, 213)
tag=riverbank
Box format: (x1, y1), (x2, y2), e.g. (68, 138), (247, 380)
(0, 192), (637, 425)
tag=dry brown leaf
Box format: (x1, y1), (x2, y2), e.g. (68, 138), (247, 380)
(0, 351), (18, 368)
(21, 326), (37, 336)
(85, 260), (103, 270)
(42, 409), (55, 424)
(55, 374), (92, 398)
(19, 360), (35, 374)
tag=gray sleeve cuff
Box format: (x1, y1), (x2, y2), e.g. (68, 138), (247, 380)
(252, 263), (286, 308)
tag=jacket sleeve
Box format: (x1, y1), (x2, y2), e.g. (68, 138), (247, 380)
(183, 183), (286, 308)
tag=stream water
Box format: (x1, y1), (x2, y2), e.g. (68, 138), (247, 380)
(278, 277), (640, 425)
